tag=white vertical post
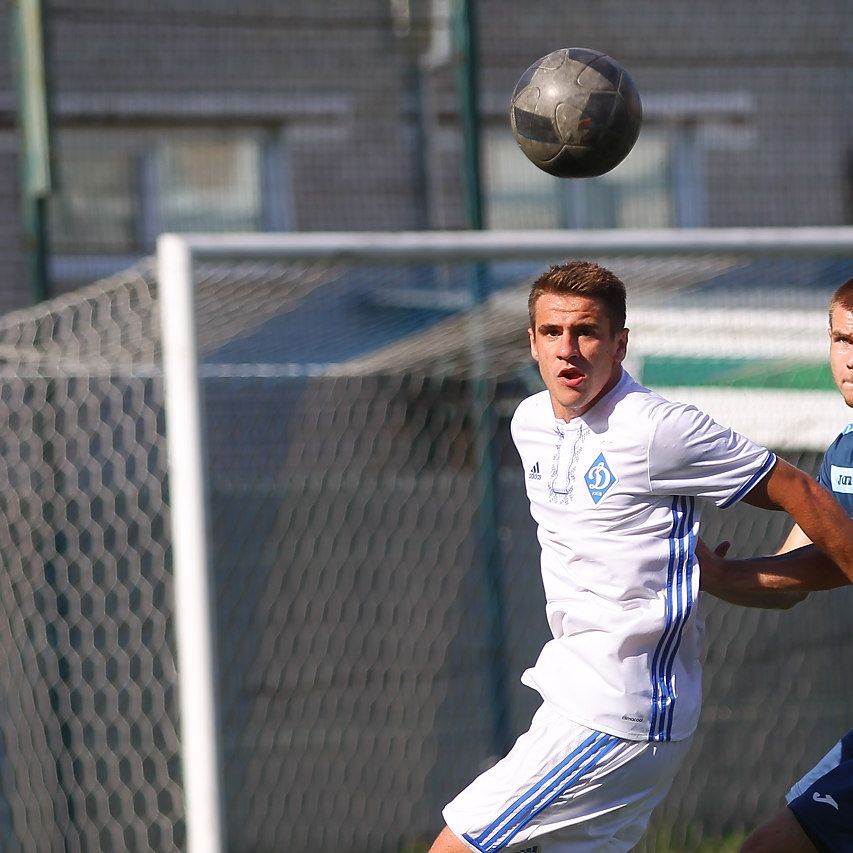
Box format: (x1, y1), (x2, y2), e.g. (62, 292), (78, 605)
(157, 233), (225, 853)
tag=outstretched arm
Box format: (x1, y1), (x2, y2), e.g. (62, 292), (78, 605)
(741, 457), (853, 583)
(700, 457), (853, 609)
(698, 539), (850, 609)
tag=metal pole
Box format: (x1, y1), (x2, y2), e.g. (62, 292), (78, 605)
(169, 227), (853, 260)
(453, 0), (512, 758)
(452, 0), (484, 229)
(10, 0), (51, 303)
(157, 234), (226, 853)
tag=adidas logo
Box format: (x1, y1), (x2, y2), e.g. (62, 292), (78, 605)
(528, 461), (542, 480)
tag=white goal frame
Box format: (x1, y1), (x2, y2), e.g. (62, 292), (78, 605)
(156, 226), (853, 853)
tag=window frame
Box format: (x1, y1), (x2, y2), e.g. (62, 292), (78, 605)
(483, 92), (754, 232)
(48, 125), (294, 285)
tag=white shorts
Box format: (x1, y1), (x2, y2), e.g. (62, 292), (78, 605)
(442, 703), (691, 853)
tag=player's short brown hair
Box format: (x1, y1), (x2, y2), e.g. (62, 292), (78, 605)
(829, 277), (853, 325)
(528, 261), (627, 333)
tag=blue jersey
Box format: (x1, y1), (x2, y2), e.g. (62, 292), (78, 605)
(817, 423), (853, 517)
(786, 424), (853, 850)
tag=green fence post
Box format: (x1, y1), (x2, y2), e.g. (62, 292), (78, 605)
(10, 0), (52, 304)
(452, 0), (512, 759)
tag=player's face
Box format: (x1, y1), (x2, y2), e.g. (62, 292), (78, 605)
(829, 304), (853, 407)
(529, 292), (628, 421)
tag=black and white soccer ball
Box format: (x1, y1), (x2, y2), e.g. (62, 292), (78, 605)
(510, 48), (643, 178)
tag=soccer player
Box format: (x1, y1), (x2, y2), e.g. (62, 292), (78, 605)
(700, 276), (853, 853)
(427, 262), (853, 853)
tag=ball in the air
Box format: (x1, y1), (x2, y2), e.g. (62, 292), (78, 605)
(510, 47), (643, 178)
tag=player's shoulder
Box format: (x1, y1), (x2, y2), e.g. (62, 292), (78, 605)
(630, 374), (715, 423)
(599, 371), (694, 426)
(511, 390), (552, 429)
(829, 422), (853, 447)
(604, 375), (735, 455)
(826, 423), (853, 460)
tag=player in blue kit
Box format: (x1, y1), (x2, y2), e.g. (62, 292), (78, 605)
(428, 263), (853, 853)
(700, 276), (853, 852)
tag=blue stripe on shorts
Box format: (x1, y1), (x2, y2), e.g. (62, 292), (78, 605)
(463, 731), (620, 853)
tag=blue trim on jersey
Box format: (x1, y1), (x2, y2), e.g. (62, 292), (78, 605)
(818, 430), (853, 517)
(648, 496), (696, 742)
(719, 451), (777, 509)
(463, 731), (620, 853)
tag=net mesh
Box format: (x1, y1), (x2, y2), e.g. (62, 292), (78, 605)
(0, 238), (851, 851)
(0, 266), (180, 852)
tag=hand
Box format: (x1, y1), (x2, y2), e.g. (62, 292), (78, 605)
(696, 538), (730, 589)
(714, 540), (730, 558)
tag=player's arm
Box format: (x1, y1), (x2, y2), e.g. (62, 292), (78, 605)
(701, 456), (853, 608)
(698, 539), (850, 609)
(701, 521), (818, 608)
(740, 456), (853, 582)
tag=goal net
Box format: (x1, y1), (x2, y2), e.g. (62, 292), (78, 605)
(0, 228), (851, 852)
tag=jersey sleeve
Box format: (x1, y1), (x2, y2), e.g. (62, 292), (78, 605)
(817, 452), (831, 489)
(647, 402), (776, 508)
(816, 433), (844, 489)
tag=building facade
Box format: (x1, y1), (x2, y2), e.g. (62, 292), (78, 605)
(0, 1), (850, 313)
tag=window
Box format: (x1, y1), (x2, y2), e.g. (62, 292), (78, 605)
(484, 96), (754, 231)
(50, 147), (137, 253)
(49, 127), (293, 285)
(154, 137), (264, 234)
(484, 125), (676, 230)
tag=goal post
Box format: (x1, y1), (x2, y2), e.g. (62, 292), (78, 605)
(151, 226), (853, 853)
(158, 225), (853, 261)
(157, 235), (225, 853)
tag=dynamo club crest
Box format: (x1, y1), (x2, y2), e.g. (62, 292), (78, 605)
(585, 453), (617, 504)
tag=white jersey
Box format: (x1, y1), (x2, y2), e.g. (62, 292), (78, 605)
(511, 369), (776, 742)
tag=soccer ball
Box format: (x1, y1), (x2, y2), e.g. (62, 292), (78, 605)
(510, 47), (643, 178)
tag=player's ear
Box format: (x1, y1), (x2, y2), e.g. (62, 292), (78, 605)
(529, 327), (539, 362)
(616, 327), (629, 362)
